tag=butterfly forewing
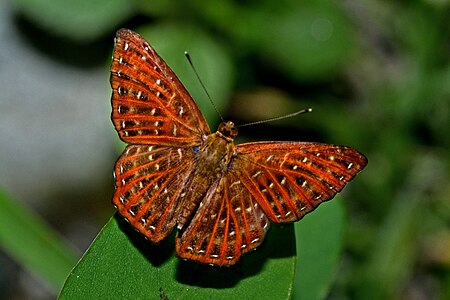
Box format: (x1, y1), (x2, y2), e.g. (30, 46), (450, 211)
(111, 29), (210, 146)
(113, 145), (196, 242)
(231, 142), (367, 223)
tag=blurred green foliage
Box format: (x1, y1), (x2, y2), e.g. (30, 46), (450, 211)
(0, 189), (78, 292)
(7, 0), (450, 298)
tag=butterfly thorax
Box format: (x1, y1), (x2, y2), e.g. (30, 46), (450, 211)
(176, 122), (237, 231)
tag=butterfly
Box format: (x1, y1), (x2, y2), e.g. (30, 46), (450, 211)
(110, 28), (367, 266)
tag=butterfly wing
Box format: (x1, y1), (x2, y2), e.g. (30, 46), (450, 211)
(113, 145), (196, 242)
(111, 29), (210, 146)
(230, 142), (367, 223)
(176, 172), (270, 266)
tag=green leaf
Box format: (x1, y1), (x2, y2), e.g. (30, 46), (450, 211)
(59, 214), (296, 299)
(13, 0), (134, 41)
(0, 188), (78, 292)
(293, 198), (346, 300)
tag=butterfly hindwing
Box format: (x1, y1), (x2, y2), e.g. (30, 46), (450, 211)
(113, 144), (196, 242)
(176, 173), (269, 266)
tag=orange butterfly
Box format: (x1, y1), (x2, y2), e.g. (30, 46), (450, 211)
(110, 29), (367, 266)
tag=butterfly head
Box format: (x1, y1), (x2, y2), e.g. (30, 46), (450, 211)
(217, 121), (238, 140)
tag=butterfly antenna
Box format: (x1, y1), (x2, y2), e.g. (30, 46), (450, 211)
(185, 51), (224, 122)
(237, 108), (313, 127)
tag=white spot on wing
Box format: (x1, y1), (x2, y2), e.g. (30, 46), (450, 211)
(230, 180), (241, 188)
(172, 124), (177, 136)
(252, 170), (263, 178)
